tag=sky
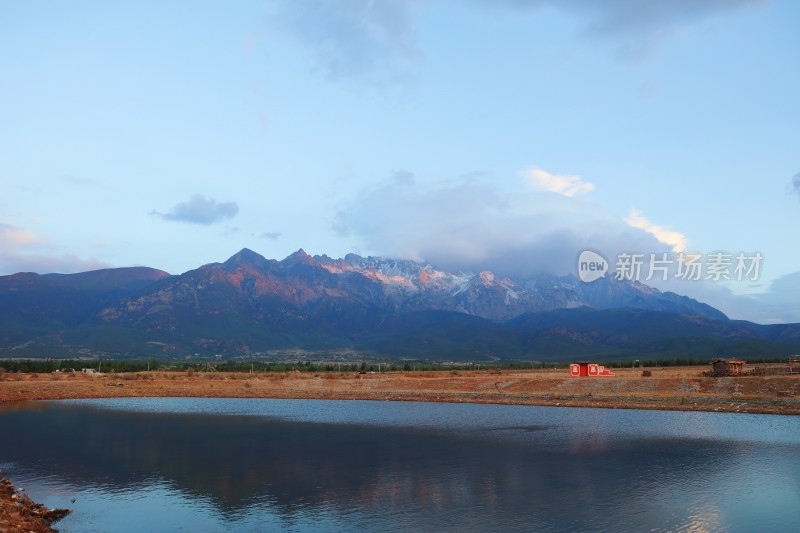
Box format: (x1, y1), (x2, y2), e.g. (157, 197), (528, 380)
(2, 0), (799, 323)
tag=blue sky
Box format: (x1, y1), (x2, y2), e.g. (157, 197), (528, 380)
(2, 0), (799, 322)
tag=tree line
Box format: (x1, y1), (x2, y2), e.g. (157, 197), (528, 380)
(0, 356), (793, 374)
(0, 359), (160, 373)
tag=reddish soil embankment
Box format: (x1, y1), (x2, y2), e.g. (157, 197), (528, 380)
(0, 476), (69, 533)
(1, 366), (799, 415)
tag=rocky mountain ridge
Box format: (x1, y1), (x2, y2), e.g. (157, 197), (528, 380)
(147, 248), (723, 322)
(1, 248), (796, 360)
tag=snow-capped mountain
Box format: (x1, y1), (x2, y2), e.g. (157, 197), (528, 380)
(5, 247), (778, 359)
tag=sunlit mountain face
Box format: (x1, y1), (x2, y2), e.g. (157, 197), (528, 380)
(1, 249), (798, 360)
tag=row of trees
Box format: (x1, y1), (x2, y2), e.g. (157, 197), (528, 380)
(204, 361), (570, 373)
(0, 357), (793, 374)
(0, 359), (563, 374)
(0, 359), (160, 374)
(604, 356), (791, 368)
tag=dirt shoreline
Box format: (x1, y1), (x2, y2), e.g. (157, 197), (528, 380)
(2, 366), (799, 415)
(0, 476), (70, 533)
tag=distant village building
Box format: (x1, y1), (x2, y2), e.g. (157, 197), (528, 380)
(706, 357), (800, 377)
(569, 362), (615, 377)
(706, 358), (745, 377)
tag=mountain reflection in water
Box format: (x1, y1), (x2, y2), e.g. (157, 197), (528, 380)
(1, 399), (798, 532)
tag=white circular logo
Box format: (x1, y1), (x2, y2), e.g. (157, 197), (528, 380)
(577, 250), (608, 282)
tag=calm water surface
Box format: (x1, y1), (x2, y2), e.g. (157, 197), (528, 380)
(1, 398), (798, 532)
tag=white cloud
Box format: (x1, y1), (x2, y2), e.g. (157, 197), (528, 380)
(523, 167), (594, 197)
(624, 207), (688, 252)
(0, 252), (111, 275)
(335, 175), (667, 278)
(58, 175), (101, 188)
(0, 222), (44, 248)
(0, 221), (111, 274)
(269, 0), (765, 88)
(493, 0), (765, 61)
(271, 0), (421, 85)
(151, 195), (239, 226)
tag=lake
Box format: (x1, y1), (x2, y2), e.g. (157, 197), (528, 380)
(1, 398), (799, 532)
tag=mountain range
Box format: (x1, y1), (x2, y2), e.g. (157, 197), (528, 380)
(1, 248), (798, 361)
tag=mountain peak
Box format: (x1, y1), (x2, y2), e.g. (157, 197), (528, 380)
(283, 248), (317, 266)
(291, 248), (309, 258)
(225, 248), (268, 267)
(344, 252), (364, 262)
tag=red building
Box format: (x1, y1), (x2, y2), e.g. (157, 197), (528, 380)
(569, 361), (615, 377)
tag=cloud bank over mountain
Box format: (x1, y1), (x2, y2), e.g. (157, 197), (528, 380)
(0, 221), (111, 274)
(334, 171), (800, 324)
(334, 174), (669, 278)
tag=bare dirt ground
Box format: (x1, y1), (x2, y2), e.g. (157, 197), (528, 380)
(1, 366), (799, 415)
